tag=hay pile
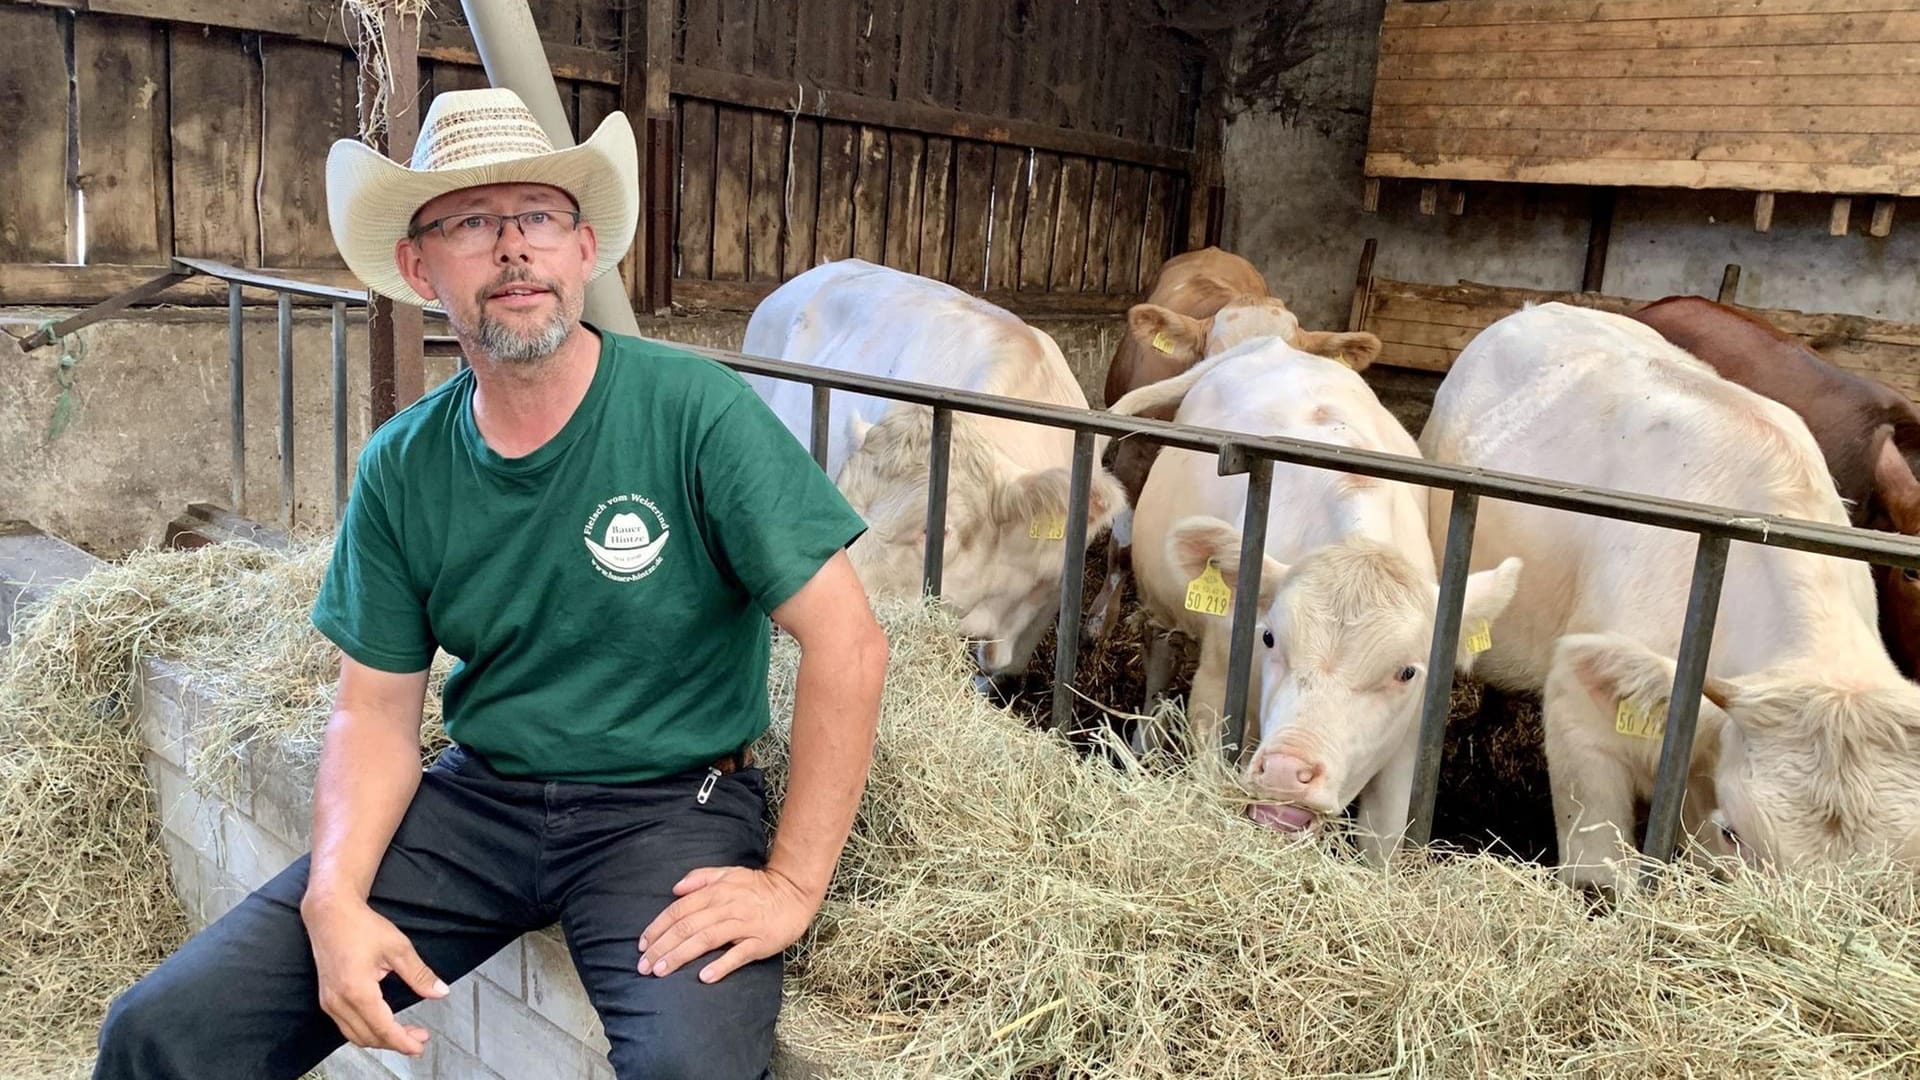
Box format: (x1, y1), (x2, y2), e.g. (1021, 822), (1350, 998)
(4, 545), (1920, 1078)
(0, 544), (447, 1075)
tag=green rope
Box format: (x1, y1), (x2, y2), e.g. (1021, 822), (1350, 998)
(42, 319), (85, 443)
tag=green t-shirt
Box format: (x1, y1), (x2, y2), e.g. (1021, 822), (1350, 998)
(310, 329), (866, 783)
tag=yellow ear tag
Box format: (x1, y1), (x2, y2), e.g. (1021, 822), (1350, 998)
(1151, 331), (1175, 355)
(1184, 561), (1233, 616)
(1615, 697), (1667, 740)
(1028, 513), (1066, 541)
(1465, 619), (1493, 655)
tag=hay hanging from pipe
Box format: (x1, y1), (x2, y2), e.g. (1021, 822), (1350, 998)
(3, 544), (1920, 1077)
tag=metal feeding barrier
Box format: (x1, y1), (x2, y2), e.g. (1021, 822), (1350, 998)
(28, 259), (1920, 865)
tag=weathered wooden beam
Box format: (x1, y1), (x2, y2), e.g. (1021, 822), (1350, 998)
(1361, 177), (1381, 214)
(1, 0), (621, 82)
(0, 262), (362, 305)
(1830, 196), (1853, 236)
(1754, 192), (1776, 233)
(623, 0), (674, 314)
(1348, 237), (1379, 334)
(355, 4), (423, 426)
(1717, 263), (1742, 304)
(1419, 183), (1439, 215)
(1446, 183), (1466, 216)
(671, 62), (1191, 172)
(1871, 198), (1897, 237)
(1583, 188), (1615, 292)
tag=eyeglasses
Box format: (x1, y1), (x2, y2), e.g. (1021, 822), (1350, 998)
(407, 209), (583, 254)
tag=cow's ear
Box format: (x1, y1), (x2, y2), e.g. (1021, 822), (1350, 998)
(1444, 557), (1522, 672)
(1293, 329), (1383, 372)
(845, 414), (874, 454)
(1552, 633), (1738, 729)
(1127, 304), (1206, 365)
(1165, 516), (1287, 612)
(1872, 426), (1920, 534)
(1086, 468), (1128, 534)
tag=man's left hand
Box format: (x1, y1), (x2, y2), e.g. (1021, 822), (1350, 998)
(637, 866), (818, 983)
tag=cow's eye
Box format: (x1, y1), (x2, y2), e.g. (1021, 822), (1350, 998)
(1718, 819), (1741, 848)
(1396, 665), (1419, 683)
(1903, 567), (1920, 584)
(1260, 628), (1275, 649)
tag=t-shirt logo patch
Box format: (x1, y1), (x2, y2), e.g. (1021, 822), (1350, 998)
(583, 494), (671, 582)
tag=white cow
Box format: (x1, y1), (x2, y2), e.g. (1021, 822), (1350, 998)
(1421, 303), (1920, 889)
(744, 260), (1125, 678)
(1114, 339), (1521, 862)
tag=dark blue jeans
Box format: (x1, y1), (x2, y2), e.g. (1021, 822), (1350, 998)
(93, 744), (781, 1080)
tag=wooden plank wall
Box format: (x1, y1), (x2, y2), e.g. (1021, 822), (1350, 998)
(1357, 276), (1920, 401)
(0, 0), (1209, 315)
(1367, 0), (1920, 196)
(671, 0), (1204, 310)
(0, 0), (628, 299)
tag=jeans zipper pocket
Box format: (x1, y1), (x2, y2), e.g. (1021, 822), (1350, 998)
(696, 767), (722, 805)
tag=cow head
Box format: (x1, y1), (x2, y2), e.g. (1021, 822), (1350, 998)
(836, 407), (1126, 677)
(1167, 519), (1522, 831)
(1559, 634), (1920, 871)
(1869, 426), (1920, 677)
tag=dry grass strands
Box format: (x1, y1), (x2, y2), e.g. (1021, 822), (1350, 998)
(3, 546), (1919, 1077)
(0, 543), (446, 1074)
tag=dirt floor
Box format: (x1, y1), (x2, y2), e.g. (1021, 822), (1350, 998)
(1003, 535), (1559, 863)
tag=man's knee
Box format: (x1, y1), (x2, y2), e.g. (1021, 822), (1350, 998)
(95, 977), (182, 1074)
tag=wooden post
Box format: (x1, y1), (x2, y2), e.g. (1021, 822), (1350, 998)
(1717, 263), (1742, 304)
(1582, 188), (1614, 293)
(1870, 198), (1896, 238)
(1183, 82), (1225, 252)
(1753, 192), (1776, 233)
(1446, 182), (1465, 216)
(1347, 238), (1377, 334)
(355, 3), (424, 428)
(623, 0), (675, 314)
(1418, 183), (1439, 216)
(1361, 177), (1381, 214)
(1830, 196), (1852, 236)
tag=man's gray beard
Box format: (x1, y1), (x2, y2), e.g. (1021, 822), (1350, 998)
(474, 309), (572, 366)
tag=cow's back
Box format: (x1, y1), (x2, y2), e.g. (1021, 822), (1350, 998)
(746, 260), (1084, 476)
(1631, 295), (1916, 523)
(1423, 303), (1873, 688)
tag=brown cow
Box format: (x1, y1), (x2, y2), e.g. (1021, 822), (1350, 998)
(1631, 295), (1920, 678)
(1086, 247), (1381, 639)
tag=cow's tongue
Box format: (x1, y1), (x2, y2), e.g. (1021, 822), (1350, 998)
(1247, 802), (1318, 833)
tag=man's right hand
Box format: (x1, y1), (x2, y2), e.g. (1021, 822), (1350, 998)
(301, 894), (449, 1056)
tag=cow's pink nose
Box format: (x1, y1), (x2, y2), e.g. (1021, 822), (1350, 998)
(1252, 752), (1322, 793)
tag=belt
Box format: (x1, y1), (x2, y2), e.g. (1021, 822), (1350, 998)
(709, 745), (754, 775)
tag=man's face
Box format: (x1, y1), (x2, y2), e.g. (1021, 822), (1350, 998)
(394, 182), (598, 365)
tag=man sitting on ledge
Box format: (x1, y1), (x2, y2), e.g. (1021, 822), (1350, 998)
(93, 88), (888, 1080)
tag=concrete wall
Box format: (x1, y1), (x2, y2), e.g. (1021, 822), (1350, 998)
(1221, 0), (1920, 335)
(0, 306), (1125, 555)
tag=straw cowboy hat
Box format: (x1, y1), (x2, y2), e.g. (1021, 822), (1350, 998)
(326, 87), (638, 307)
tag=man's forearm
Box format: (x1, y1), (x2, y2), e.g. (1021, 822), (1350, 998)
(302, 713), (427, 912)
(765, 627), (886, 901)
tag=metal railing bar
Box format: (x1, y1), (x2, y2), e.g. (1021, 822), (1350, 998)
(667, 342), (1920, 572)
(1220, 456), (1274, 762)
(172, 257), (373, 307)
(809, 385), (832, 469)
(228, 283), (246, 516)
(923, 407), (953, 597)
(332, 302), (349, 523)
(1642, 534), (1731, 866)
(1406, 492), (1481, 847)
(1051, 431), (1097, 727)
(278, 292), (295, 530)
(16, 267), (194, 351)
